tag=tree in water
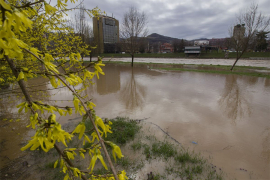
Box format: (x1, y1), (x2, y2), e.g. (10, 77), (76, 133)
(121, 6), (148, 67)
(229, 3), (270, 70)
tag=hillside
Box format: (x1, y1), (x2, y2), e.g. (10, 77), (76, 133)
(146, 33), (181, 44)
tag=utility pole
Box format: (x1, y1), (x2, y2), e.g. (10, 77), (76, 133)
(79, 0), (85, 40)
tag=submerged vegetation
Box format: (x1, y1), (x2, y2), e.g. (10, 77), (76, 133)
(158, 67), (270, 78)
(77, 117), (225, 179)
(37, 117), (224, 179)
(103, 61), (270, 78)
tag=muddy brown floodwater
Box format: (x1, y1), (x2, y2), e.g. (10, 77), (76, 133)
(1, 63), (270, 179)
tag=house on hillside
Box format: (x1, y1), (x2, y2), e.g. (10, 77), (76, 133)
(160, 43), (173, 53)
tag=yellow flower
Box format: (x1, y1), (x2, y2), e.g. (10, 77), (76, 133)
(72, 123), (85, 139)
(21, 130), (54, 152)
(50, 77), (58, 88)
(87, 101), (96, 110)
(112, 144), (124, 161)
(44, 2), (58, 14)
(88, 148), (108, 172)
(95, 116), (112, 137)
(94, 62), (105, 79)
(73, 96), (80, 112)
(0, 0), (11, 10)
(17, 71), (24, 81)
(118, 170), (128, 180)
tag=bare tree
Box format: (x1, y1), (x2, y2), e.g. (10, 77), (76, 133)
(172, 39), (179, 53)
(66, 11), (96, 61)
(230, 3), (270, 70)
(121, 7), (148, 67)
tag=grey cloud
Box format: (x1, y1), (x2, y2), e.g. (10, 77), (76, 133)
(66, 0), (270, 40)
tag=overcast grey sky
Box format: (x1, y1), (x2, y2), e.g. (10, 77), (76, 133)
(65, 0), (270, 40)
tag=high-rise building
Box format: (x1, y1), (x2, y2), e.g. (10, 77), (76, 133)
(233, 24), (245, 40)
(93, 15), (119, 53)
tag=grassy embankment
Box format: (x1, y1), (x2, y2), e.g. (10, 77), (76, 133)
(95, 52), (270, 59)
(41, 117), (224, 179)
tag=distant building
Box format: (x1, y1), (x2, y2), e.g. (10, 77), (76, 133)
(209, 38), (225, 47)
(93, 15), (119, 53)
(208, 38), (231, 50)
(184, 46), (201, 56)
(194, 40), (209, 46)
(233, 24), (245, 40)
(160, 43), (173, 53)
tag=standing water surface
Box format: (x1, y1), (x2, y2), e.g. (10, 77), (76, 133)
(0, 63), (269, 179)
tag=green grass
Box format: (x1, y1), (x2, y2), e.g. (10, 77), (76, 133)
(105, 117), (141, 144)
(143, 144), (151, 160)
(175, 151), (203, 164)
(84, 117), (141, 145)
(93, 167), (111, 175)
(158, 67), (270, 78)
(132, 135), (223, 179)
(131, 141), (143, 151)
(102, 61), (270, 78)
(116, 157), (133, 169)
(151, 141), (177, 160)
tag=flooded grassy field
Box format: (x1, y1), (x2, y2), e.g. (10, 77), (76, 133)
(1, 63), (269, 179)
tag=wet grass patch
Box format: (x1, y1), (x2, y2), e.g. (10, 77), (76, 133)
(175, 151), (204, 164)
(131, 141), (143, 151)
(103, 61), (270, 78)
(84, 116), (141, 148)
(24, 117), (224, 179)
(127, 122), (225, 179)
(151, 141), (177, 160)
(105, 117), (141, 144)
(158, 67), (270, 78)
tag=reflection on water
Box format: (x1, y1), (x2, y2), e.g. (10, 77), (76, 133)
(265, 78), (270, 87)
(1, 63), (270, 179)
(262, 127), (270, 163)
(97, 65), (120, 95)
(218, 75), (251, 125)
(120, 68), (146, 111)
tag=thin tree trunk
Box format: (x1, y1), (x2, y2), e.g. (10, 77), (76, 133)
(131, 54), (134, 67)
(230, 50), (245, 71)
(230, 57), (240, 71)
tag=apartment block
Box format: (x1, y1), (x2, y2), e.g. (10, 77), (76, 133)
(93, 15), (119, 53)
